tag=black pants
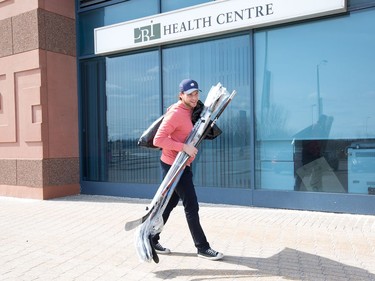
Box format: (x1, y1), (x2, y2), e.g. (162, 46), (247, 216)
(152, 160), (210, 252)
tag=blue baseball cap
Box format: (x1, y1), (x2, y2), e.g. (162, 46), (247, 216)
(179, 79), (201, 94)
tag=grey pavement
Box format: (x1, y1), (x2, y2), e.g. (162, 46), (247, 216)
(0, 195), (374, 281)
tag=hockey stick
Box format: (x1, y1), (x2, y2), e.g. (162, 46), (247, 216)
(148, 90), (236, 222)
(125, 88), (236, 231)
(134, 86), (236, 263)
(124, 170), (183, 231)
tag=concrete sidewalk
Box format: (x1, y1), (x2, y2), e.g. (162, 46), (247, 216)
(0, 195), (374, 281)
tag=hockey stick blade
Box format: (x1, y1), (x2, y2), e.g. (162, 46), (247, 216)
(125, 168), (184, 232)
(124, 207), (153, 231)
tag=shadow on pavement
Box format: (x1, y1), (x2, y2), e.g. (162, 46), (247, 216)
(154, 248), (374, 281)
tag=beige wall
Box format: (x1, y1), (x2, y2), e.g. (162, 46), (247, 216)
(0, 0), (79, 199)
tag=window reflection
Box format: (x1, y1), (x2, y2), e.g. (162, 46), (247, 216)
(255, 8), (375, 194)
(81, 35), (252, 188)
(162, 36), (251, 188)
(161, 0), (211, 12)
(78, 0), (158, 56)
(105, 52), (161, 184)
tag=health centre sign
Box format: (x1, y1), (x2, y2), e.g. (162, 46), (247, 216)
(94, 0), (346, 55)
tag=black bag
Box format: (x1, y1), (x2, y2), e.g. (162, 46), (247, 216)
(137, 100), (222, 149)
(137, 115), (164, 149)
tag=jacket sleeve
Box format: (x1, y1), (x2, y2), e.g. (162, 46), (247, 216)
(153, 110), (184, 152)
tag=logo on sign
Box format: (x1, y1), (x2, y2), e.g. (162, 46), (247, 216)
(134, 23), (161, 43)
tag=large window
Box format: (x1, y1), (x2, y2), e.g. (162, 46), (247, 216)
(80, 35), (252, 189)
(254, 8), (375, 194)
(162, 35), (251, 188)
(105, 52), (161, 183)
(80, 51), (161, 183)
(78, 0), (158, 56)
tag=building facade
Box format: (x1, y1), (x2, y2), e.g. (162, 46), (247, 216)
(76, 0), (375, 215)
(1, 0), (374, 215)
(0, 0), (79, 199)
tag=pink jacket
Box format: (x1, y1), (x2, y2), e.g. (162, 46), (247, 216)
(153, 101), (196, 166)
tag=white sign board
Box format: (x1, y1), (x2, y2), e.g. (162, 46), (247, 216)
(95, 0), (346, 55)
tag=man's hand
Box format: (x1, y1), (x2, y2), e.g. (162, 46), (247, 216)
(183, 144), (198, 157)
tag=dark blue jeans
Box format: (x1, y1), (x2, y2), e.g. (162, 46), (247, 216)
(152, 160), (210, 252)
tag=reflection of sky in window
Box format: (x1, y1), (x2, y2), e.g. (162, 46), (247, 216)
(255, 9), (375, 139)
(105, 35), (250, 141)
(79, 0), (158, 56)
(106, 52), (160, 141)
(103, 0), (158, 26)
(162, 35), (250, 116)
(162, 0), (211, 13)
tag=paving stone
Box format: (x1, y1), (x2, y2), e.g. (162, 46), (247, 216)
(0, 195), (374, 281)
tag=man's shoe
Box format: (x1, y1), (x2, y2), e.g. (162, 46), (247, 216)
(153, 242), (171, 254)
(198, 248), (224, 261)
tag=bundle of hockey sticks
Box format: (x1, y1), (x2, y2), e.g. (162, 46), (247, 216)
(125, 82), (236, 263)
